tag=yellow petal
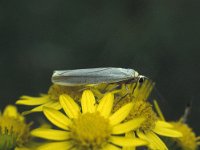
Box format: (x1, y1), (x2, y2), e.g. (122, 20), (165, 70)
(156, 120), (173, 128)
(59, 94), (80, 118)
(97, 93), (114, 118)
(31, 128), (70, 141)
(153, 124), (183, 137)
(109, 136), (147, 147)
(145, 131), (168, 150)
(137, 131), (156, 150)
(3, 105), (18, 118)
(16, 95), (50, 105)
(112, 118), (145, 134)
(22, 101), (62, 115)
(123, 132), (136, 150)
(153, 100), (165, 121)
(125, 132), (135, 138)
(36, 141), (71, 150)
(109, 103), (133, 126)
(43, 107), (72, 130)
(103, 144), (121, 150)
(81, 90), (96, 113)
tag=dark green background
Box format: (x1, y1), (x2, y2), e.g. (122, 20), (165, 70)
(1, 1), (200, 134)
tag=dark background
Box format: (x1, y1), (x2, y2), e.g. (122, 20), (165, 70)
(1, 1), (200, 134)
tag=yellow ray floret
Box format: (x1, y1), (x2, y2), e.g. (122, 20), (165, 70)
(31, 90), (148, 150)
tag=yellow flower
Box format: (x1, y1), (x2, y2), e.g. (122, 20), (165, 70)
(15, 85), (85, 114)
(155, 101), (200, 150)
(131, 101), (182, 150)
(0, 105), (31, 150)
(16, 84), (118, 114)
(154, 100), (200, 150)
(170, 121), (200, 150)
(15, 82), (137, 115)
(31, 90), (148, 150)
(114, 81), (182, 150)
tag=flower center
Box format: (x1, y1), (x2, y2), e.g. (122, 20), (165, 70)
(126, 100), (157, 132)
(48, 84), (83, 101)
(0, 116), (30, 149)
(69, 112), (112, 149)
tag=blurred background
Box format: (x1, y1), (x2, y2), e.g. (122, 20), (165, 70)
(0, 1), (199, 134)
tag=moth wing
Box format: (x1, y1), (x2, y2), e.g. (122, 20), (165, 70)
(52, 67), (136, 86)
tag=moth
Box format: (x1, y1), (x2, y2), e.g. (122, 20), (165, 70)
(51, 67), (146, 86)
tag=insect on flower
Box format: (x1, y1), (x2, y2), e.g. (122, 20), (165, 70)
(51, 67), (146, 86)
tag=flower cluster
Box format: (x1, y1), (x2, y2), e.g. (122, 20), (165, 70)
(1, 78), (199, 150)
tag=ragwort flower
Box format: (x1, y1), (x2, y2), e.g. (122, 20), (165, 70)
(0, 105), (31, 150)
(154, 100), (200, 150)
(171, 121), (200, 150)
(15, 81), (135, 115)
(114, 81), (182, 150)
(15, 85), (85, 114)
(31, 90), (148, 150)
